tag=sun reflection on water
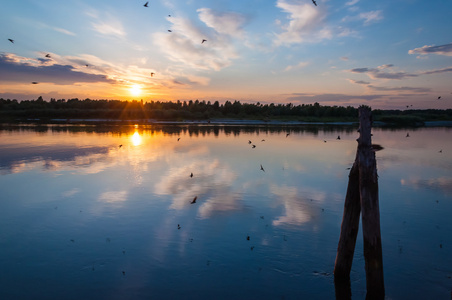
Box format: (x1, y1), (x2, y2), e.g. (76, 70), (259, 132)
(131, 131), (142, 146)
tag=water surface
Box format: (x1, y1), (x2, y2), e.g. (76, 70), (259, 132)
(0, 124), (451, 299)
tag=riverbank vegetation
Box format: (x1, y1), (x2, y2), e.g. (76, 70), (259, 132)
(1, 97), (451, 125)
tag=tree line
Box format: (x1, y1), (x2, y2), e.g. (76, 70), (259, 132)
(0, 96), (451, 124)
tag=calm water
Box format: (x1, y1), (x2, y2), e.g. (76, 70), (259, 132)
(0, 124), (451, 300)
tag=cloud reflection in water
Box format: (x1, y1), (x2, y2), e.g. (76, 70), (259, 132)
(155, 159), (242, 219)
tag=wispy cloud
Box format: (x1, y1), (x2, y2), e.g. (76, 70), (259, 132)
(359, 10), (383, 25)
(342, 10), (383, 26)
(367, 85), (431, 93)
(197, 8), (248, 37)
(284, 61), (309, 71)
(274, 0), (332, 46)
(87, 10), (126, 38)
(345, 0), (360, 6)
(409, 43), (452, 57)
(349, 65), (417, 79)
(350, 64), (452, 80)
(153, 14), (238, 71)
(348, 79), (370, 85)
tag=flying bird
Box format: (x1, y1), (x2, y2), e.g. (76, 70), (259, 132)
(177, 137), (180, 141)
(406, 132), (410, 138)
(312, 0), (317, 6)
(168, 30), (172, 32)
(202, 39), (207, 44)
(286, 133), (290, 137)
(31, 82), (38, 84)
(45, 54), (51, 58)
(151, 72), (155, 77)
(190, 172), (193, 178)
(252, 144), (256, 148)
(337, 135), (341, 140)
(190, 196), (197, 204)
(8, 38), (14, 43)
(260, 164), (265, 172)
(144, 2), (149, 7)
(248, 140), (252, 144)
(437, 96), (441, 100)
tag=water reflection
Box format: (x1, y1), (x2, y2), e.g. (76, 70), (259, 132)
(0, 124), (451, 299)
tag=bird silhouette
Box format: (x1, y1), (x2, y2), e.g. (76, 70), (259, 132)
(8, 38), (14, 43)
(85, 64), (89, 67)
(31, 82), (38, 84)
(337, 135), (341, 140)
(144, 2), (149, 7)
(119, 144), (123, 148)
(312, 0), (317, 6)
(151, 72), (155, 77)
(202, 39), (207, 44)
(260, 164), (265, 172)
(247, 235), (250, 240)
(438, 96), (441, 100)
(190, 196), (197, 204)
(190, 172), (193, 178)
(45, 54), (51, 58)
(252, 144), (256, 148)
(177, 224), (181, 229)
(248, 140), (252, 144)
(261, 139), (265, 142)
(168, 30), (172, 32)
(406, 132), (410, 138)
(286, 133), (290, 137)
(439, 149), (442, 153)
(177, 137), (181, 141)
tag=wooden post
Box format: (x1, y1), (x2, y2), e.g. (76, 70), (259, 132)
(334, 106), (385, 300)
(357, 107), (385, 299)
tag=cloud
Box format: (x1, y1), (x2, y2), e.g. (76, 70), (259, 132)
(87, 10), (126, 38)
(91, 19), (126, 38)
(340, 56), (349, 61)
(274, 0), (332, 46)
(342, 10), (383, 26)
(348, 79), (370, 85)
(153, 15), (238, 71)
(284, 92), (385, 103)
(345, 0), (360, 6)
(358, 10), (383, 25)
(197, 8), (248, 37)
(408, 43), (452, 57)
(421, 67), (452, 75)
(284, 61), (309, 71)
(367, 85), (431, 93)
(53, 27), (77, 36)
(0, 53), (112, 85)
(350, 64), (452, 80)
(349, 65), (418, 79)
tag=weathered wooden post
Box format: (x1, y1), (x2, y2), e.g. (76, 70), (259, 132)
(334, 106), (385, 300)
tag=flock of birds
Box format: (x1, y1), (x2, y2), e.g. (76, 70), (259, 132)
(6, 1), (209, 85)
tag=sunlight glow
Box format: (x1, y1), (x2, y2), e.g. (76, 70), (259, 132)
(130, 84), (142, 97)
(131, 131), (142, 146)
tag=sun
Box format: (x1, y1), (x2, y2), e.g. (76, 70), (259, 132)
(130, 84), (142, 97)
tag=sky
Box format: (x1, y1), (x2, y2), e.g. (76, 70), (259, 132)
(1, 0), (451, 109)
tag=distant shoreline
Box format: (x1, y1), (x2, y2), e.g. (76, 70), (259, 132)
(2, 118), (452, 127)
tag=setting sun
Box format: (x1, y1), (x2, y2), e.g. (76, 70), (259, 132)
(130, 84), (142, 97)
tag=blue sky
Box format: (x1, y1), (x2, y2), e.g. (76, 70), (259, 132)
(1, 0), (451, 109)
